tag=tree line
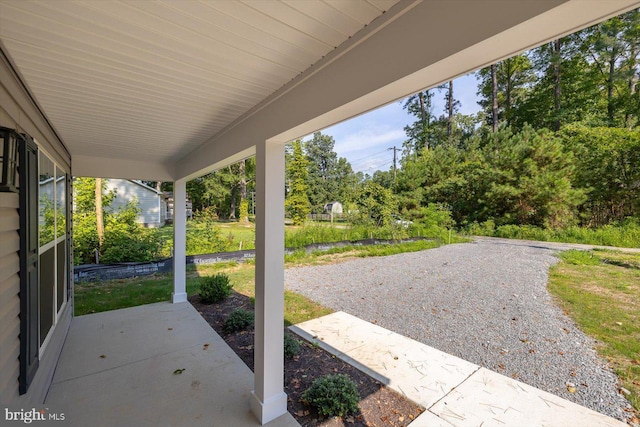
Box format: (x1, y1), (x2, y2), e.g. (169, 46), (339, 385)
(391, 9), (639, 229)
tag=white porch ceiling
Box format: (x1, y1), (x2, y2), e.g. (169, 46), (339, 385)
(0, 0), (397, 170)
(1, 0), (639, 181)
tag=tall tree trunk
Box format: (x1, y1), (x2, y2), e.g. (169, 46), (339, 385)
(447, 80), (454, 138)
(505, 61), (513, 127)
(491, 63), (498, 132)
(418, 92), (428, 149)
(607, 48), (617, 126)
(239, 159), (248, 223)
(626, 42), (638, 128)
(229, 190), (236, 220)
(228, 166), (237, 220)
(552, 39), (562, 131)
(95, 178), (104, 246)
(628, 72), (638, 128)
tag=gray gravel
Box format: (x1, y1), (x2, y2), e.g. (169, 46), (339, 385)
(285, 237), (634, 422)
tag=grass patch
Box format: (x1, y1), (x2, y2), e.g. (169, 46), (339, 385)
(355, 239), (442, 257)
(284, 223), (459, 249)
(466, 219), (640, 248)
(74, 275), (198, 315)
(75, 262), (332, 326)
(549, 250), (640, 411)
(216, 222), (256, 250)
(283, 239), (455, 266)
(559, 249), (602, 266)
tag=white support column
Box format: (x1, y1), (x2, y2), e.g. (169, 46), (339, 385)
(172, 178), (188, 303)
(250, 140), (287, 424)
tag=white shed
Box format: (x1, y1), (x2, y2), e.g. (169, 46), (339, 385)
(323, 201), (343, 215)
(105, 179), (164, 228)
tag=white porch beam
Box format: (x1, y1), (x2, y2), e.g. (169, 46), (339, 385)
(250, 140), (287, 425)
(172, 178), (187, 304)
(73, 154), (175, 181)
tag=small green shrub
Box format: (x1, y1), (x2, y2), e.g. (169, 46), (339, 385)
(284, 334), (300, 359)
(465, 220), (496, 236)
(199, 273), (233, 303)
(301, 374), (360, 417)
(224, 309), (254, 333)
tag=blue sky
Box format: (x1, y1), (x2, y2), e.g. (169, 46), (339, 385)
(314, 72), (482, 174)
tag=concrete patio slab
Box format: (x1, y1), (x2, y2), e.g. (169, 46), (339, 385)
(52, 301), (222, 383)
(404, 410), (455, 427)
(290, 311), (627, 427)
(430, 367), (627, 427)
(46, 302), (299, 427)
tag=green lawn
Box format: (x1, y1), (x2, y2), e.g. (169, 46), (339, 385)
(216, 221), (256, 250)
(75, 262), (331, 326)
(549, 250), (640, 411)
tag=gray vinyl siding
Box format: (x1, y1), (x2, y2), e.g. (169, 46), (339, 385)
(0, 188), (72, 407)
(1, 49), (72, 404)
(105, 179), (162, 227)
(0, 193), (20, 403)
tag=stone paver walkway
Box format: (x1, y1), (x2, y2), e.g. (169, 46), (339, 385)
(291, 311), (627, 427)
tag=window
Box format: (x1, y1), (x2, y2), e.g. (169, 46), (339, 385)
(37, 152), (69, 352)
(19, 135), (70, 394)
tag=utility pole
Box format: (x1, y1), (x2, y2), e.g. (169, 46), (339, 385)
(387, 146), (400, 180)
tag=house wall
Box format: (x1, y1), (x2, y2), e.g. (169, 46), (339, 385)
(104, 179), (162, 228)
(0, 192), (20, 402)
(1, 49), (72, 405)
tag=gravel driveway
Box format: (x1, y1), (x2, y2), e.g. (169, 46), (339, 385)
(285, 238), (633, 421)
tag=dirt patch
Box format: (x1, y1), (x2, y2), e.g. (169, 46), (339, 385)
(190, 293), (424, 427)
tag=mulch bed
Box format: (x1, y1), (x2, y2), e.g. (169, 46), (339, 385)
(189, 292), (424, 427)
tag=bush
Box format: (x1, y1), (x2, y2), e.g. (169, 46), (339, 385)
(186, 220), (230, 255)
(301, 374), (360, 417)
(284, 334), (300, 358)
(465, 219), (496, 236)
(224, 309), (254, 333)
(192, 206), (219, 222)
(352, 181), (396, 227)
(73, 196), (163, 264)
(199, 273), (233, 303)
(100, 228), (162, 264)
(239, 199), (250, 222)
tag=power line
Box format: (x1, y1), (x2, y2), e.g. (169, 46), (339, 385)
(348, 148), (391, 167)
(361, 159), (393, 172)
